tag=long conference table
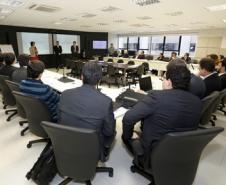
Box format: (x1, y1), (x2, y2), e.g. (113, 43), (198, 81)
(103, 57), (199, 75)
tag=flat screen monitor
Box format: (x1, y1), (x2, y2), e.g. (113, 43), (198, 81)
(93, 41), (107, 49)
(139, 76), (152, 92)
(128, 50), (136, 56)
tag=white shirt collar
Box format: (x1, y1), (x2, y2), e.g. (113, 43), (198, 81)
(203, 71), (217, 79)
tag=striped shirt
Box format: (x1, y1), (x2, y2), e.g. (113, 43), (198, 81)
(19, 79), (60, 122)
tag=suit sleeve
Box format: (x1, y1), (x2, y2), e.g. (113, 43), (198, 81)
(103, 100), (116, 137)
(71, 46), (73, 54)
(122, 93), (158, 141)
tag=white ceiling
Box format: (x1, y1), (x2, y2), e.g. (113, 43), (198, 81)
(0, 0), (226, 34)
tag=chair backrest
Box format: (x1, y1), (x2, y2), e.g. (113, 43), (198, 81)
(12, 91), (51, 138)
(200, 91), (220, 125)
(145, 55), (153, 60)
(128, 60), (135, 65)
(107, 58), (113, 63)
(139, 76), (152, 92)
(117, 59), (124, 63)
(151, 127), (224, 185)
(41, 121), (99, 182)
(0, 75), (16, 106)
(213, 89), (226, 113)
(5, 80), (26, 118)
(107, 65), (116, 76)
(142, 62), (149, 71)
(136, 65), (144, 77)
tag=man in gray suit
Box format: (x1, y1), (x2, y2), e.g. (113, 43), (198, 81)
(58, 61), (116, 161)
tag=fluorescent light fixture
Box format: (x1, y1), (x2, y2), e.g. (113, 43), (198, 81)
(54, 22), (62, 25)
(0, 15), (6, 19)
(223, 19), (226, 23)
(0, 8), (13, 14)
(206, 4), (226, 11)
(0, 0), (24, 7)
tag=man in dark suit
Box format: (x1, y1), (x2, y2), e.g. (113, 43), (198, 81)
(122, 59), (202, 167)
(199, 58), (221, 96)
(189, 73), (206, 99)
(53, 41), (62, 71)
(218, 58), (226, 90)
(71, 41), (79, 58)
(0, 52), (17, 78)
(58, 61), (116, 161)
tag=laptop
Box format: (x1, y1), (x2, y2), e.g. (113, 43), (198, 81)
(139, 76), (152, 92)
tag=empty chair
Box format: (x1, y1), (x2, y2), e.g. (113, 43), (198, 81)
(107, 58), (113, 63)
(0, 75), (18, 121)
(13, 91), (50, 148)
(41, 121), (113, 185)
(200, 91), (220, 126)
(5, 80), (28, 135)
(126, 65), (144, 86)
(106, 65), (123, 88)
(130, 127), (224, 185)
(142, 62), (149, 74)
(145, 55), (154, 60)
(127, 61), (135, 65)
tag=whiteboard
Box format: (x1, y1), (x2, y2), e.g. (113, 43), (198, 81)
(0, 44), (15, 54)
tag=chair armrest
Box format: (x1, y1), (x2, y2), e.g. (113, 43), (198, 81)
(131, 139), (144, 156)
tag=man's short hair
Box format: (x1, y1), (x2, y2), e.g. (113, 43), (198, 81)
(82, 61), (102, 85)
(27, 60), (45, 79)
(221, 59), (226, 69)
(17, 54), (29, 67)
(208, 54), (218, 62)
(0, 53), (4, 63)
(166, 59), (191, 90)
(199, 58), (215, 72)
(4, 53), (15, 65)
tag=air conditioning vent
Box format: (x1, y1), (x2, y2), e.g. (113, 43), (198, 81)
(28, 4), (61, 12)
(101, 6), (121, 12)
(113, 19), (127, 23)
(137, 16), (152, 20)
(132, 0), (160, 7)
(166, 11), (183, 16)
(97, 23), (108, 26)
(81, 13), (97, 18)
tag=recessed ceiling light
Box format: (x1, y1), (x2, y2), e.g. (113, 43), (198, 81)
(0, 8), (13, 14)
(206, 4), (226, 12)
(54, 22), (62, 25)
(166, 11), (183, 16)
(61, 17), (77, 21)
(101, 6), (121, 12)
(136, 16), (152, 20)
(0, 0), (24, 7)
(223, 19), (226, 23)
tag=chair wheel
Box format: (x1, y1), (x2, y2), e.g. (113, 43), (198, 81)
(27, 143), (32, 148)
(19, 122), (23, 126)
(5, 112), (8, 115)
(6, 118), (10, 122)
(130, 166), (136, 173)
(21, 132), (24, 136)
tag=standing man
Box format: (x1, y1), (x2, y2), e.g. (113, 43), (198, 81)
(71, 41), (79, 58)
(108, 43), (115, 56)
(53, 41), (62, 71)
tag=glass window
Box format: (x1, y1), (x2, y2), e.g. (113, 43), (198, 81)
(151, 36), (164, 55)
(118, 37), (127, 49)
(139, 36), (149, 50)
(164, 35), (180, 51)
(128, 36), (138, 51)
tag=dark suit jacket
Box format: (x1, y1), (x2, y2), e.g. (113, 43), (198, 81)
(71, 45), (79, 54)
(58, 84), (116, 160)
(220, 73), (226, 90)
(122, 89), (202, 153)
(53, 45), (62, 55)
(0, 65), (17, 78)
(204, 72), (221, 96)
(189, 74), (206, 99)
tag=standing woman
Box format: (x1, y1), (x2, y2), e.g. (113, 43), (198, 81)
(29, 41), (39, 61)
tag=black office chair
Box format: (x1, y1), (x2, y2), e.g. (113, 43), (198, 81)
(13, 91), (50, 148)
(145, 55), (154, 60)
(126, 65), (144, 86)
(130, 127), (224, 185)
(142, 62), (150, 75)
(211, 89), (226, 120)
(106, 65), (123, 88)
(41, 121), (113, 185)
(127, 60), (135, 65)
(217, 89), (226, 115)
(117, 59), (124, 63)
(0, 75), (18, 121)
(200, 91), (220, 126)
(5, 80), (28, 135)
(107, 58), (113, 63)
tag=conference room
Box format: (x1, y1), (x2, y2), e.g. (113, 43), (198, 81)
(1, 0), (226, 185)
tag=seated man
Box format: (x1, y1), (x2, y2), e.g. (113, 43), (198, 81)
(122, 59), (202, 168)
(189, 73), (206, 99)
(218, 58), (226, 90)
(0, 52), (17, 78)
(58, 61), (116, 161)
(12, 54), (29, 83)
(199, 58), (221, 96)
(181, 53), (191, 64)
(157, 53), (164, 61)
(137, 51), (145, 59)
(19, 60), (60, 122)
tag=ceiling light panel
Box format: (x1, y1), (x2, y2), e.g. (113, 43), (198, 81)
(0, 0), (24, 7)
(166, 11), (183, 16)
(206, 4), (226, 12)
(81, 13), (97, 18)
(101, 6), (121, 12)
(61, 17), (77, 21)
(97, 23), (108, 26)
(0, 8), (13, 13)
(136, 16), (152, 20)
(132, 0), (160, 7)
(223, 19), (226, 23)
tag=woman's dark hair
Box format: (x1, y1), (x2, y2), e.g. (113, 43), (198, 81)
(82, 61), (102, 85)
(4, 53), (15, 65)
(27, 60), (45, 79)
(199, 58), (215, 72)
(166, 59), (191, 91)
